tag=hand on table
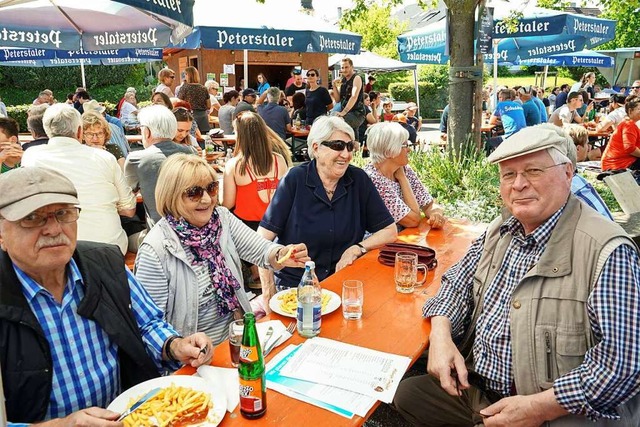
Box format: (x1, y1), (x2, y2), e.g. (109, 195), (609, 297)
(40, 407), (122, 426)
(336, 246), (361, 272)
(428, 211), (447, 229)
(170, 333), (213, 367)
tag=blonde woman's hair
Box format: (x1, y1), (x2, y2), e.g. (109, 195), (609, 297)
(266, 127), (292, 167)
(155, 153), (218, 219)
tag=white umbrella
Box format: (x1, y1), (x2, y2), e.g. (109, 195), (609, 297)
(0, 0), (193, 51)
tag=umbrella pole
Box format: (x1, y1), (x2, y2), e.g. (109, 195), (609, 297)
(244, 50), (249, 93)
(492, 40), (498, 103)
(413, 69), (420, 119)
(80, 59), (86, 89)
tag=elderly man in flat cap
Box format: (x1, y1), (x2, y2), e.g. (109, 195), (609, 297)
(394, 125), (640, 426)
(0, 167), (213, 425)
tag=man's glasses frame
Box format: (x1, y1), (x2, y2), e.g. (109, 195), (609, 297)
(499, 163), (567, 184)
(17, 207), (81, 228)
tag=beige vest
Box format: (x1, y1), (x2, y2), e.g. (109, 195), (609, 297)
(467, 196), (635, 396)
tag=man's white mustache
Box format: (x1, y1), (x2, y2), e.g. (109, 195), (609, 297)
(36, 234), (71, 249)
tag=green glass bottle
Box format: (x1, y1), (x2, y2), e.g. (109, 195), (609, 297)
(238, 312), (267, 419)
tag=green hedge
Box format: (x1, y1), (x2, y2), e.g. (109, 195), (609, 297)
(7, 100), (116, 133)
(389, 81), (448, 119)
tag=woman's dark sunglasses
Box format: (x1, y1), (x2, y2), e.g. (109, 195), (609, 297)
(321, 140), (355, 152)
(184, 181), (218, 201)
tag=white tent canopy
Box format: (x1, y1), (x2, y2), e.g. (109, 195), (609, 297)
(329, 50), (420, 113)
(329, 51), (417, 73)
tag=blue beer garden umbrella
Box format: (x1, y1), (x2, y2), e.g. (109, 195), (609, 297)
(171, 0), (361, 55)
(512, 49), (615, 68)
(0, 0), (194, 51)
(397, 3), (616, 65)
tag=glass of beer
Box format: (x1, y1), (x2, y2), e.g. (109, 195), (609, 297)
(228, 319), (244, 367)
(394, 251), (427, 293)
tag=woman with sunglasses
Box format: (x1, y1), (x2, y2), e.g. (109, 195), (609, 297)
(135, 154), (308, 343)
(364, 122), (445, 229)
(155, 68), (176, 98)
(257, 116), (397, 303)
(304, 68), (333, 126)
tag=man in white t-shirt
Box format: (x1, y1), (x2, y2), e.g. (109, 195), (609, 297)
(548, 91), (587, 126)
(21, 104), (136, 254)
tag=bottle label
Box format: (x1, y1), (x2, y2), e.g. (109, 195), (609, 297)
(239, 376), (264, 412)
(239, 345), (259, 363)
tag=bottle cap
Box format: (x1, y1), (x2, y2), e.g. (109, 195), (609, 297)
(305, 261), (315, 269)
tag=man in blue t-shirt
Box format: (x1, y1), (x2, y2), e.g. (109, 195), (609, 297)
(257, 87), (292, 141)
(555, 84), (570, 109)
(486, 88), (526, 152)
(517, 86), (541, 127)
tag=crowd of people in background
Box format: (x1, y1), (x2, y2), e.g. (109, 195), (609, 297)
(1, 61), (640, 425)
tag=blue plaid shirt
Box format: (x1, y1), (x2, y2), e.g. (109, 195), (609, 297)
(424, 205), (640, 420)
(11, 259), (178, 421)
(572, 174), (614, 221)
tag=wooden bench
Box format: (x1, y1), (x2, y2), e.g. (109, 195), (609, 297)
(602, 171), (640, 245)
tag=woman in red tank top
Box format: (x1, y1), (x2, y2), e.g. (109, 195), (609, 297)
(222, 112), (288, 231)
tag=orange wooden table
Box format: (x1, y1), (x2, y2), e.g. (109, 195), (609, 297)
(177, 219), (483, 426)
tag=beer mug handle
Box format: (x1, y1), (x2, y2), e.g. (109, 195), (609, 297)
(416, 264), (428, 285)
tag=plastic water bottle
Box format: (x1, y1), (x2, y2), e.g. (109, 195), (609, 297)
(297, 261), (321, 338)
(226, 148), (233, 161)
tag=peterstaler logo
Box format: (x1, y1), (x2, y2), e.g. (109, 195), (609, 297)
(0, 28), (61, 49)
(404, 31), (446, 51)
(92, 28), (158, 48)
(318, 35), (356, 52)
(2, 48), (47, 61)
(142, 0), (182, 13)
(405, 52), (444, 63)
(216, 30), (294, 49)
(527, 39), (576, 57)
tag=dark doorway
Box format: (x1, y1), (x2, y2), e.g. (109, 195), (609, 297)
(235, 64), (299, 91)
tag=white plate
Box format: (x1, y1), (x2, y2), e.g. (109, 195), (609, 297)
(269, 288), (341, 318)
(107, 375), (226, 426)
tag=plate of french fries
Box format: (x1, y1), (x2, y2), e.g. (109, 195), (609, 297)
(107, 375), (226, 426)
(268, 288), (341, 318)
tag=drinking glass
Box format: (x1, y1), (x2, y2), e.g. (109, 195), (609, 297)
(228, 319), (244, 367)
(394, 251), (427, 294)
(342, 280), (364, 320)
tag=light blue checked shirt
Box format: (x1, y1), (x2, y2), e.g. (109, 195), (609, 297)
(572, 174), (614, 221)
(424, 204), (640, 421)
(11, 259), (178, 421)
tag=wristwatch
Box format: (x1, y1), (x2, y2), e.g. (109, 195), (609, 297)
(355, 243), (367, 257)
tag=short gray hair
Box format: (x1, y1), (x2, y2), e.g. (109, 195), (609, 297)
(535, 123), (575, 167)
(204, 80), (219, 90)
(366, 122), (409, 164)
(307, 116), (354, 159)
(27, 104), (49, 137)
(43, 103), (81, 138)
(137, 104), (177, 140)
(267, 86), (281, 103)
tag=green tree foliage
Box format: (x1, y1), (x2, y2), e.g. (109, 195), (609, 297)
(339, 2), (407, 59)
(0, 64), (150, 105)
